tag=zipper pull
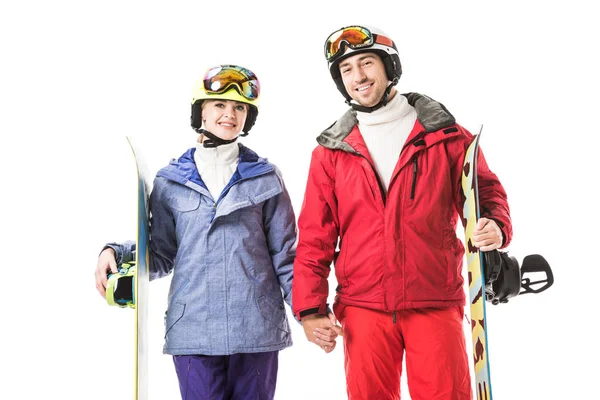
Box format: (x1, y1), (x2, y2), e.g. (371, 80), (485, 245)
(410, 157), (418, 200)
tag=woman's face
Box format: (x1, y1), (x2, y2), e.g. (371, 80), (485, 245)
(201, 99), (248, 141)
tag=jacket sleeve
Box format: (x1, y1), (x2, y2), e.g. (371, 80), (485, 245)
(147, 176), (177, 280)
(451, 126), (513, 248)
(262, 168), (297, 310)
(102, 240), (136, 265)
(292, 147), (339, 320)
(476, 146), (513, 247)
(101, 177), (177, 280)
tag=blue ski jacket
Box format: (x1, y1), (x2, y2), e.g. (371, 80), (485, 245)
(107, 144), (296, 355)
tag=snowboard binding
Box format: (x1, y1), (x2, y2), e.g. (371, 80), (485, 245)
(482, 252), (553, 305)
(106, 262), (136, 308)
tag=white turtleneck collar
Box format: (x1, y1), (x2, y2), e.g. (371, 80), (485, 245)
(194, 140), (240, 165)
(356, 91), (413, 126)
(194, 140), (240, 200)
(354, 91), (418, 192)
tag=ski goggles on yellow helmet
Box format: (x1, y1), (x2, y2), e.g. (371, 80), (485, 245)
(325, 26), (395, 62)
(202, 65), (260, 102)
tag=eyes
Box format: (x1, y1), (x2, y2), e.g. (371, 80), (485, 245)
(341, 59), (373, 75)
(213, 102), (247, 112)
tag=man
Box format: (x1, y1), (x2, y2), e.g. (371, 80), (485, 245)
(292, 25), (512, 399)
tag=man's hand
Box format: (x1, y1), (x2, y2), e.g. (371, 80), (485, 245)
(301, 313), (344, 353)
(473, 217), (503, 251)
(95, 248), (118, 298)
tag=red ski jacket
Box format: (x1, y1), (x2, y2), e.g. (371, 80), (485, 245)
(292, 93), (512, 319)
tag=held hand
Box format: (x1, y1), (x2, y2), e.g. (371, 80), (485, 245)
(327, 312), (344, 337)
(473, 218), (503, 251)
(95, 248), (118, 298)
(302, 313), (344, 353)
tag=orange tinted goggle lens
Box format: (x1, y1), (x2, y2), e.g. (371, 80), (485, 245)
(203, 65), (260, 100)
(325, 26), (373, 61)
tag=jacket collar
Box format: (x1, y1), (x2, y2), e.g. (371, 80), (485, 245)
(404, 92), (456, 132)
(157, 143), (273, 189)
(317, 92), (456, 152)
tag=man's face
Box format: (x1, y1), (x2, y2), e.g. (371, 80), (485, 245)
(339, 52), (390, 108)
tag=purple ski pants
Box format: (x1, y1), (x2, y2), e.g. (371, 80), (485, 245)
(172, 351), (278, 400)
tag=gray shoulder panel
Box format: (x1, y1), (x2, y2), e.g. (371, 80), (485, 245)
(404, 92), (456, 132)
(316, 109), (359, 153)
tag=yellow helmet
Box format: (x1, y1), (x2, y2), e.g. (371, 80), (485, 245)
(190, 65), (260, 135)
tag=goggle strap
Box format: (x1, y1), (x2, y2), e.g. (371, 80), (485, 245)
(373, 34), (395, 49)
(327, 34), (396, 62)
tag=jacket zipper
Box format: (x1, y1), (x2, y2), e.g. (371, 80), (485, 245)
(401, 131), (425, 154)
(357, 153), (386, 206)
(216, 168), (274, 205)
(400, 131), (425, 308)
(207, 169), (275, 222)
(410, 156), (418, 200)
(350, 131), (428, 208)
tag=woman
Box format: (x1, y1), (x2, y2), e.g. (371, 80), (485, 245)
(94, 64), (338, 399)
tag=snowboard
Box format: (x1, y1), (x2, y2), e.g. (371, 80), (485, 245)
(460, 130), (492, 400)
(127, 137), (151, 400)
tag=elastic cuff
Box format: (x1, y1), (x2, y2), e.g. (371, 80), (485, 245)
(299, 308), (321, 318)
(100, 245), (122, 265)
(297, 303), (329, 320)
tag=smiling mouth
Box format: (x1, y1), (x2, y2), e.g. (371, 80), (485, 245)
(219, 122), (236, 128)
(356, 83), (373, 92)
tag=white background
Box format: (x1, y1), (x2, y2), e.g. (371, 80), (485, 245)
(1, 1), (598, 399)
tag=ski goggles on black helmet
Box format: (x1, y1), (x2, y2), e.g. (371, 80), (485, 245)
(324, 26), (395, 62)
(203, 65), (260, 101)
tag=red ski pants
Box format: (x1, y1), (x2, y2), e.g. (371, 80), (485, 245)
(336, 305), (472, 400)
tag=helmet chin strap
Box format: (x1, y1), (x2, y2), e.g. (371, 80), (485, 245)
(347, 78), (398, 113)
(195, 128), (238, 148)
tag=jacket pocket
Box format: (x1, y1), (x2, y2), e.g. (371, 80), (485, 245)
(164, 303), (186, 339)
(442, 228), (463, 292)
(256, 295), (290, 333)
(164, 279), (190, 338)
(171, 189), (201, 212)
(336, 235), (350, 289)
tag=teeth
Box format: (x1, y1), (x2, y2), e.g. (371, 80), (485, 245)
(357, 84), (372, 92)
